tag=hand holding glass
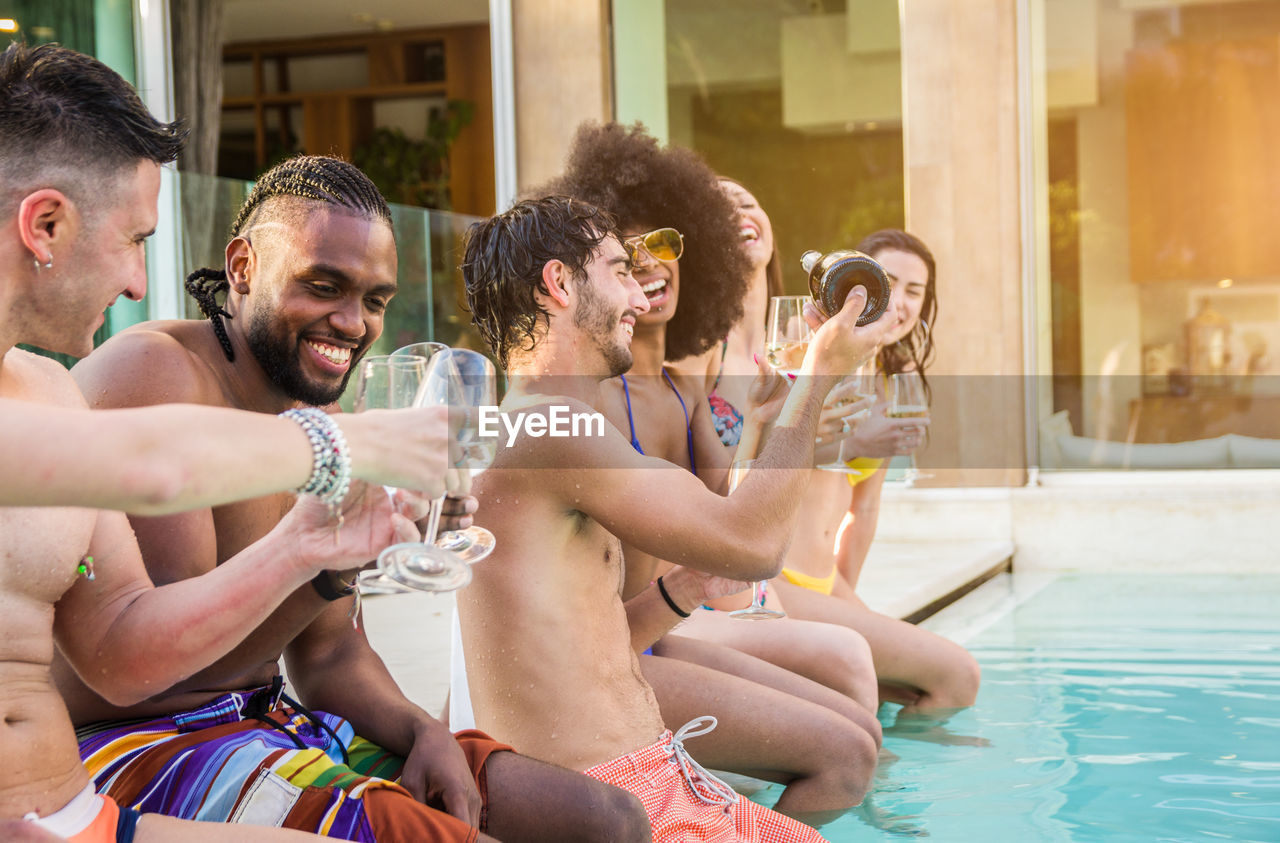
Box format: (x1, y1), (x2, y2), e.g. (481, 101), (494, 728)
(816, 359), (878, 472)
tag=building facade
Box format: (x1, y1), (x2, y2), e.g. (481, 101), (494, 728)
(8, 0), (1280, 502)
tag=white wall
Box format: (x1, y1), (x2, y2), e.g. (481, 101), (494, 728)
(877, 474), (1280, 573)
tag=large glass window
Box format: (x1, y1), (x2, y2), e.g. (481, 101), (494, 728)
(613, 0), (905, 293)
(174, 171), (482, 351)
(1035, 0), (1280, 471)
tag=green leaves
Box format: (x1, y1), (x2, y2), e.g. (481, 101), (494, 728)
(354, 99), (475, 210)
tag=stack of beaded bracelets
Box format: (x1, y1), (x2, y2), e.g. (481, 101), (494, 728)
(281, 407), (352, 507)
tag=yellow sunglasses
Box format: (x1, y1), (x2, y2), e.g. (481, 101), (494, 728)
(622, 228), (684, 265)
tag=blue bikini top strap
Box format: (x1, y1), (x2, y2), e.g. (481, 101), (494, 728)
(620, 373), (644, 455)
(662, 369), (696, 475)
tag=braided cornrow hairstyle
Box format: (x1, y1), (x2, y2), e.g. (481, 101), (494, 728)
(185, 267), (236, 361)
(187, 155), (392, 362)
(230, 155), (391, 236)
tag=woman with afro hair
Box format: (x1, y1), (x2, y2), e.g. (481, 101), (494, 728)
(540, 122), (883, 824)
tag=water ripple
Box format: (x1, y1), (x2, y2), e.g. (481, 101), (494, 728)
(1078, 752), (1188, 765)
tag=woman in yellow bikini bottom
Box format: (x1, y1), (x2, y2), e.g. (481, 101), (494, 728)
(778, 457), (883, 596)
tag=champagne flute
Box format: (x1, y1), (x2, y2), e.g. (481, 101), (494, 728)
(728, 459), (786, 620)
(888, 371), (933, 485)
(353, 355), (473, 594)
(765, 296), (813, 378)
(816, 359), (878, 472)
(418, 349), (499, 564)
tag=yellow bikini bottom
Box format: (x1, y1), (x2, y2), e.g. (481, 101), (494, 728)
(779, 566), (838, 596)
(844, 457), (884, 488)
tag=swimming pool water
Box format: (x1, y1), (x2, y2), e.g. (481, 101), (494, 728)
(757, 574), (1280, 842)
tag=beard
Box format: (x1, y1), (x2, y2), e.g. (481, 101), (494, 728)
(574, 281), (632, 377)
(245, 307), (357, 406)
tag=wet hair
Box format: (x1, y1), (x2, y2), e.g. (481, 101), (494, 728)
(718, 176), (784, 302)
(461, 195), (618, 369)
(540, 122), (750, 362)
(185, 155), (392, 362)
(0, 42), (186, 210)
(856, 229), (938, 396)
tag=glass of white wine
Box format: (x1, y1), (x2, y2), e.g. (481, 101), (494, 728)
(888, 371), (933, 485)
(727, 459), (786, 620)
(353, 355), (473, 595)
(816, 359), (878, 472)
(390, 341), (496, 561)
(765, 295), (813, 378)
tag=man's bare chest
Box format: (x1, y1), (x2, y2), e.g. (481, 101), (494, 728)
(0, 505), (94, 604)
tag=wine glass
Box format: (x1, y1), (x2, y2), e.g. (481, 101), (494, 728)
(392, 341), (495, 558)
(728, 459), (786, 620)
(392, 341), (447, 362)
(816, 359), (878, 472)
(353, 355), (473, 594)
(765, 296), (813, 378)
(888, 371), (933, 485)
(418, 349), (499, 564)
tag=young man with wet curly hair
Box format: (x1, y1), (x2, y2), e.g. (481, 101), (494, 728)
(537, 122), (884, 824)
(456, 189), (891, 841)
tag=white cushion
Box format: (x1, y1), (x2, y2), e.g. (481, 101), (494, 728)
(1038, 410), (1073, 469)
(1056, 434), (1230, 469)
(1226, 434), (1280, 468)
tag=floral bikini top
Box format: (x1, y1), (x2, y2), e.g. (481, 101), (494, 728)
(707, 340), (744, 447)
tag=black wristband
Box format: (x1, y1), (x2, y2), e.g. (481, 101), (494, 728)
(310, 570), (356, 601)
(656, 576), (690, 618)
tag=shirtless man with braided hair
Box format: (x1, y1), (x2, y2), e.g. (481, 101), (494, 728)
(61, 154), (651, 842)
